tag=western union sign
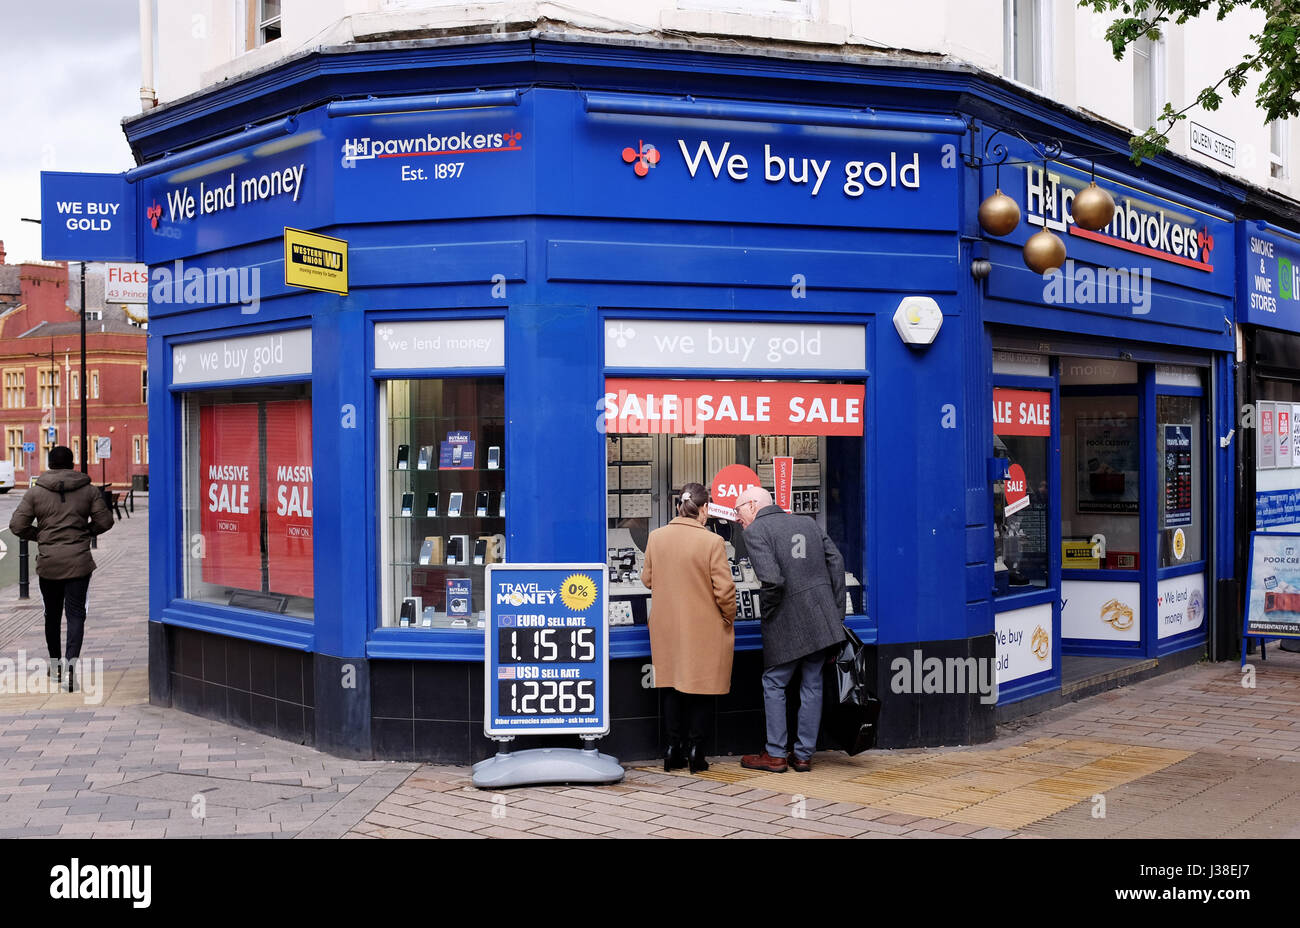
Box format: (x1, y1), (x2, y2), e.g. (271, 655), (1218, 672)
(284, 227), (348, 295)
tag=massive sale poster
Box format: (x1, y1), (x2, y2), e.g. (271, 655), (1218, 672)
(265, 399), (313, 598)
(200, 404), (262, 591)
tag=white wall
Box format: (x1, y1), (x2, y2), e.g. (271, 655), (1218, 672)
(147, 0), (1298, 199)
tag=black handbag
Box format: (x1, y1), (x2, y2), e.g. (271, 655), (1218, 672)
(822, 626), (881, 756)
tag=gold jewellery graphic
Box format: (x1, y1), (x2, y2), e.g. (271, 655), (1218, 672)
(1100, 598), (1135, 631)
(1031, 625), (1050, 661)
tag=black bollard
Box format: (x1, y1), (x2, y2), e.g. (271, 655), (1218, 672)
(18, 538), (29, 600)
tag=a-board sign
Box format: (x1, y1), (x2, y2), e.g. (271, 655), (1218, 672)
(484, 563), (609, 737)
(1243, 531), (1300, 640)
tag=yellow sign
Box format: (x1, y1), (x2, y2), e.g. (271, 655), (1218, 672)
(1062, 540), (1100, 569)
(284, 227), (348, 295)
(1172, 528), (1186, 560)
(560, 573), (598, 611)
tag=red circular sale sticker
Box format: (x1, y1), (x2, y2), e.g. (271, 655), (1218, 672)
(709, 464), (763, 520)
(1004, 463), (1029, 516)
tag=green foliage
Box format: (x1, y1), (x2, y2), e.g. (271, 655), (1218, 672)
(1080, 0), (1300, 163)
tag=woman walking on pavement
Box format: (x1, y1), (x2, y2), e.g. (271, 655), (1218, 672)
(641, 482), (736, 773)
(9, 446), (114, 692)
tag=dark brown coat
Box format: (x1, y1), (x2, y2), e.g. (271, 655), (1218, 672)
(9, 469), (114, 579)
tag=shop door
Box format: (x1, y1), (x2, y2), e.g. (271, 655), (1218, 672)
(1058, 359), (1144, 655)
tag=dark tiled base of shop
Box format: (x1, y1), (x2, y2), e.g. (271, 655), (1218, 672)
(152, 624), (315, 746)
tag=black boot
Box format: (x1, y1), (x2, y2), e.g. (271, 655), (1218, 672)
(49, 659), (62, 689)
(687, 742), (709, 773)
(64, 660), (77, 694)
(664, 741), (687, 772)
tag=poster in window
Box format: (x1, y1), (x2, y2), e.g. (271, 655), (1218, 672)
(1163, 424), (1193, 528)
(1243, 532), (1300, 639)
(1260, 402), (1276, 468)
(265, 399), (313, 598)
(199, 403), (262, 591)
(1076, 417), (1139, 514)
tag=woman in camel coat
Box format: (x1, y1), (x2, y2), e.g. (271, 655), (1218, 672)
(641, 482), (736, 772)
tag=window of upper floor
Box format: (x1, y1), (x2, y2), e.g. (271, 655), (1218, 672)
(1005, 0), (1050, 93)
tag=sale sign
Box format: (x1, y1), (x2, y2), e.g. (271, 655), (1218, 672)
(265, 399), (313, 598)
(774, 456), (794, 511)
(710, 464), (763, 520)
(604, 379), (864, 436)
(993, 389), (1051, 436)
(200, 403), (262, 591)
(1004, 463), (1029, 516)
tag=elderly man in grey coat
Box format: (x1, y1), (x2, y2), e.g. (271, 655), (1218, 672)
(735, 485), (846, 773)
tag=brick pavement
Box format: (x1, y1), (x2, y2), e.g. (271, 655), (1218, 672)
(2, 496), (1299, 839)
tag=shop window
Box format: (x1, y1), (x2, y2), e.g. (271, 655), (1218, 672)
(6, 429), (23, 472)
(4, 370), (25, 409)
(1157, 394), (1202, 567)
(181, 384), (313, 619)
(380, 378), (505, 629)
(993, 387), (1051, 593)
(603, 378), (866, 623)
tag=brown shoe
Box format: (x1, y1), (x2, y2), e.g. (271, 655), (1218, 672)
(741, 752), (788, 773)
(787, 754), (812, 772)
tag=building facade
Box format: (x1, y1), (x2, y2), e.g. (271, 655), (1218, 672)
(125, 6), (1300, 761)
(0, 248), (149, 488)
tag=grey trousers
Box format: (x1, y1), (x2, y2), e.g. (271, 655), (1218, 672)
(762, 649), (826, 760)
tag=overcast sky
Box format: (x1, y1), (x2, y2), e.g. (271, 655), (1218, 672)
(0, 1), (141, 264)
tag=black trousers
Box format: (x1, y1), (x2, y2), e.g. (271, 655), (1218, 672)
(662, 688), (711, 744)
(39, 574), (92, 662)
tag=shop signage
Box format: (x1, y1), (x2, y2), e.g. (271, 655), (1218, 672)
(604, 379), (865, 436)
(992, 388), (1051, 436)
(1261, 402), (1276, 468)
(1163, 425), (1193, 528)
(1004, 463), (1029, 517)
(199, 404), (263, 592)
(1022, 162), (1216, 272)
(1154, 364), (1201, 387)
(994, 603), (1052, 686)
(1243, 532), (1300, 639)
(284, 227), (348, 295)
(992, 350), (1048, 378)
(265, 399), (313, 598)
(710, 464), (763, 519)
(373, 319), (504, 370)
(1239, 226), (1300, 331)
(172, 328), (312, 386)
(605, 319), (866, 372)
(1157, 573), (1204, 638)
(1188, 122), (1236, 168)
(1062, 540), (1101, 569)
(1257, 488), (1300, 530)
(1062, 580), (1141, 642)
(485, 563), (609, 736)
(103, 263), (149, 303)
(773, 456), (794, 511)
(1076, 418), (1139, 513)
(40, 171), (137, 261)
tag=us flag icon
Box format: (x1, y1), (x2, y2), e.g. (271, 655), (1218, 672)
(497, 666), (517, 680)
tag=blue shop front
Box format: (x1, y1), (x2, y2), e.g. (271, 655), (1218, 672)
(1234, 220), (1300, 657)
(129, 39), (1241, 761)
(977, 139), (1238, 713)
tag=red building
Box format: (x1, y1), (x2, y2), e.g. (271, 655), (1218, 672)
(0, 242), (148, 488)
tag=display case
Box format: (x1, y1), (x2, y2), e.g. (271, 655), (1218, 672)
(380, 378), (505, 628)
